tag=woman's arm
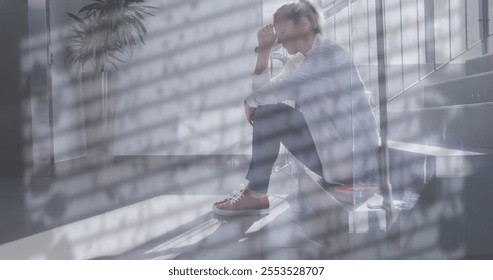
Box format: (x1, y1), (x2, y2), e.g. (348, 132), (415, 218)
(254, 24), (277, 74)
(251, 47), (345, 105)
(254, 47), (271, 75)
(246, 25), (278, 109)
(244, 25), (277, 125)
(248, 53), (320, 105)
(250, 51), (271, 94)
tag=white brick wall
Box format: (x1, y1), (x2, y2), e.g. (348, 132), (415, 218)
(113, 0), (260, 155)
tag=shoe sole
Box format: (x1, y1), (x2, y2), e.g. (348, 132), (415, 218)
(213, 200), (228, 206)
(212, 206), (270, 216)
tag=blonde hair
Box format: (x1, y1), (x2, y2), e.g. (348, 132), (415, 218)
(273, 0), (322, 34)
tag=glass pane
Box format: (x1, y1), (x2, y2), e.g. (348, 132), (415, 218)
(434, 0), (451, 64)
(334, 7), (350, 49)
(450, 0), (467, 59)
(489, 0), (493, 36)
(402, 0), (420, 90)
(383, 0), (406, 97)
(466, 0), (481, 47)
(417, 0), (433, 79)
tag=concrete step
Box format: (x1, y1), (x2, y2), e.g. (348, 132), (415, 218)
(298, 141), (493, 258)
(301, 139), (492, 212)
(465, 53), (493, 76)
(386, 140), (492, 208)
(388, 102), (493, 150)
(388, 140), (492, 178)
(298, 172), (387, 258)
(387, 141), (493, 257)
(424, 71), (493, 107)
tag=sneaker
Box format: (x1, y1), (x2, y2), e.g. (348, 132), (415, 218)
(213, 188), (270, 216)
(213, 185), (246, 206)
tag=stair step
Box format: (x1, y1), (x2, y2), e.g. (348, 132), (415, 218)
(466, 53), (493, 76)
(388, 140), (492, 178)
(388, 102), (493, 150)
(424, 71), (493, 107)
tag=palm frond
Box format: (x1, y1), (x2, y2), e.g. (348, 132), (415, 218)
(65, 0), (157, 74)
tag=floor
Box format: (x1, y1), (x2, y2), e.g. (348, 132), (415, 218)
(1, 154), (493, 260)
(96, 192), (331, 260)
(1, 157), (357, 260)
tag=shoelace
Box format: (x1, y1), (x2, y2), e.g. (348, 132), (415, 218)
(225, 184), (245, 203)
(229, 192), (245, 205)
(228, 184), (246, 205)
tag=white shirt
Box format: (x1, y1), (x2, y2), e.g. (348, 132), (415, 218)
(245, 34), (380, 185)
(246, 52), (305, 107)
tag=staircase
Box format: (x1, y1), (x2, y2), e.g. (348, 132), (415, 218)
(298, 52), (493, 259)
(392, 54), (493, 149)
(385, 53), (493, 258)
(295, 0), (493, 259)
(388, 53), (493, 159)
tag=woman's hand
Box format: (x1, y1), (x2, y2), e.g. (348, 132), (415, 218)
(257, 24), (277, 51)
(244, 100), (256, 126)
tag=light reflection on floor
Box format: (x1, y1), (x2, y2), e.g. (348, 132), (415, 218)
(0, 191), (330, 260)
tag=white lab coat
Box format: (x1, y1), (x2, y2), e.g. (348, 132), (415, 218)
(246, 35), (380, 185)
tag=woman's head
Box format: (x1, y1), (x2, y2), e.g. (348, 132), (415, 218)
(273, 0), (321, 54)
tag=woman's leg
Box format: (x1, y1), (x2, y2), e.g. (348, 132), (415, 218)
(245, 103), (324, 194)
(213, 103), (323, 215)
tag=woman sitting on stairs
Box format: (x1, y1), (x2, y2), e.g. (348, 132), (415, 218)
(213, 0), (380, 216)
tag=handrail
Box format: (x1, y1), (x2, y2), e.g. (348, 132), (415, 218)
(322, 0), (359, 19)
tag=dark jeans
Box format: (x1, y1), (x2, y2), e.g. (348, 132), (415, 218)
(245, 103), (324, 193)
